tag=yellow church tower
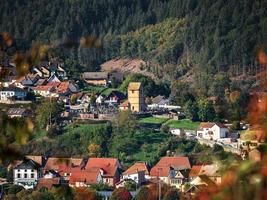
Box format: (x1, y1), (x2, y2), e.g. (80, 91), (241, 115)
(127, 82), (146, 112)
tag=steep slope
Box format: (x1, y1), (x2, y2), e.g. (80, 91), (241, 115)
(0, 0), (266, 81)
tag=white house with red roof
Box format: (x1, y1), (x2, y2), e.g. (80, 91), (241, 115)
(121, 162), (149, 185)
(196, 122), (229, 141)
(32, 85), (57, 97)
(85, 158), (122, 187)
(43, 157), (83, 181)
(69, 168), (103, 187)
(150, 156), (191, 188)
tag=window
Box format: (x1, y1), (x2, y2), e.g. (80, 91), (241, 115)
(132, 106), (134, 110)
(31, 174), (34, 178)
(24, 174), (27, 178)
(31, 169), (34, 172)
(17, 173), (21, 178)
(24, 169), (27, 172)
(132, 90), (134, 94)
(18, 169), (20, 172)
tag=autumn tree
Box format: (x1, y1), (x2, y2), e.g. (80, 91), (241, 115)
(36, 98), (62, 129)
(87, 143), (102, 157)
(74, 187), (102, 200)
(163, 188), (180, 200)
(110, 187), (132, 200)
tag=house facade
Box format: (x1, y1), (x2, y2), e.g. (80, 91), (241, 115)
(82, 72), (109, 86)
(127, 82), (146, 112)
(122, 162), (149, 185)
(196, 122), (228, 141)
(0, 86), (27, 101)
(43, 157), (83, 181)
(32, 85), (57, 97)
(190, 164), (221, 186)
(69, 168), (103, 187)
(104, 91), (125, 105)
(150, 157), (191, 188)
(13, 159), (42, 189)
(85, 158), (122, 187)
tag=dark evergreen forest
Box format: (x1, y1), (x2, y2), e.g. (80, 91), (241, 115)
(0, 0), (266, 80)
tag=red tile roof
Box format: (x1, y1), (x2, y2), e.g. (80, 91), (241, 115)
(36, 178), (60, 190)
(119, 100), (129, 108)
(150, 157), (191, 177)
(123, 162), (149, 175)
(56, 82), (69, 93)
(85, 158), (121, 177)
(26, 156), (43, 166)
(45, 81), (70, 94)
(198, 122), (227, 130)
(46, 82), (61, 87)
(33, 85), (54, 91)
(199, 122), (215, 129)
(69, 168), (100, 185)
(189, 165), (202, 178)
(44, 157), (83, 175)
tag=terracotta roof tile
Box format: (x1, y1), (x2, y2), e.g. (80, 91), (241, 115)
(189, 165), (202, 177)
(150, 156), (191, 177)
(69, 168), (100, 185)
(33, 85), (54, 91)
(123, 162), (149, 175)
(85, 158), (121, 177)
(44, 157), (83, 174)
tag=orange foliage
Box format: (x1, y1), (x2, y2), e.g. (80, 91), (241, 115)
(74, 187), (100, 200)
(258, 49), (267, 65)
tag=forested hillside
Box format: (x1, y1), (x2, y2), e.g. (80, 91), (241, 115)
(0, 0), (266, 81)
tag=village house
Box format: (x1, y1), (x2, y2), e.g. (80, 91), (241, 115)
(43, 157), (83, 181)
(96, 94), (105, 104)
(75, 92), (90, 104)
(119, 100), (129, 111)
(82, 72), (109, 86)
(32, 85), (57, 97)
(33, 61), (67, 80)
(0, 76), (17, 87)
(46, 81), (78, 96)
(13, 158), (42, 189)
(69, 168), (103, 187)
(7, 108), (31, 118)
(238, 128), (265, 151)
(196, 122), (229, 141)
(0, 86), (27, 101)
(47, 74), (61, 83)
(104, 91), (125, 105)
(32, 66), (50, 78)
(127, 82), (146, 112)
(150, 156), (191, 188)
(147, 95), (169, 110)
(121, 162), (149, 185)
(85, 158), (122, 187)
(14, 74), (40, 88)
(189, 165), (202, 181)
(34, 78), (48, 86)
(189, 164), (221, 186)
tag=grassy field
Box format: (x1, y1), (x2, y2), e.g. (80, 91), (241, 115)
(130, 131), (170, 165)
(164, 119), (200, 130)
(138, 117), (169, 124)
(101, 88), (120, 96)
(82, 85), (106, 93)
